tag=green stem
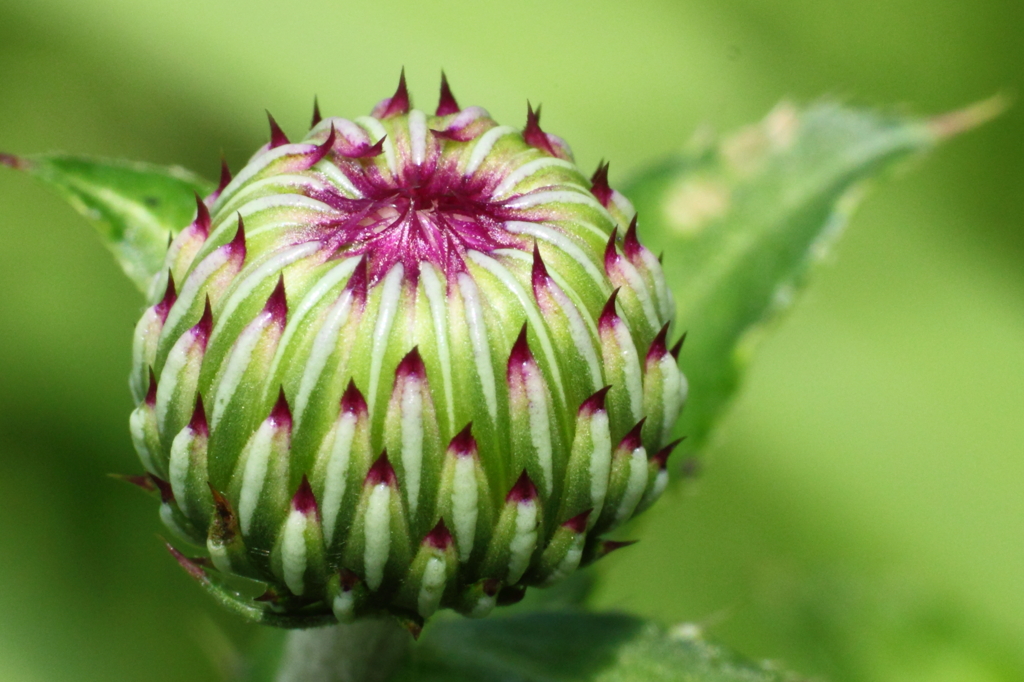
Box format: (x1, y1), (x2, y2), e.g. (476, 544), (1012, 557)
(274, 619), (411, 682)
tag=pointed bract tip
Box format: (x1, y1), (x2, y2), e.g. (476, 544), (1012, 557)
(580, 385), (612, 415)
(563, 509), (592, 534)
(208, 484), (237, 526)
(189, 394), (209, 436)
(111, 472), (156, 493)
(358, 135), (386, 158)
(604, 228), (620, 272)
(599, 539), (638, 558)
(266, 111), (290, 148)
(194, 297), (214, 346)
(623, 214), (642, 259)
(531, 242), (550, 290)
(229, 214), (247, 254)
(344, 254), (369, 302)
(618, 418), (647, 453)
(396, 346), (426, 379)
(340, 379), (368, 416)
(149, 473), (175, 504)
(365, 450), (398, 487)
(646, 323), (670, 364)
(424, 518), (454, 550)
(508, 324), (533, 367)
(525, 101), (539, 124)
(145, 367), (158, 406)
(292, 475), (318, 516)
(598, 288), (621, 331)
(192, 192), (211, 236)
(670, 332), (687, 360)
(154, 271), (177, 321)
(428, 126), (459, 141)
(216, 157), (233, 196)
(264, 275), (288, 322)
(448, 423), (477, 458)
(506, 470), (538, 503)
(651, 437), (685, 469)
(307, 124), (336, 166)
(590, 161), (613, 206)
(165, 541), (209, 582)
(269, 386), (292, 428)
(524, 101), (557, 156)
(311, 97), (323, 128)
(382, 68), (411, 118)
(436, 71), (460, 116)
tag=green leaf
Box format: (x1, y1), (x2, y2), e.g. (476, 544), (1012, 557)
(392, 611), (793, 682)
(0, 153), (213, 294)
(623, 98), (1003, 454)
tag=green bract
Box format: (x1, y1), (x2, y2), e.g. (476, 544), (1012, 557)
(127, 75), (685, 627)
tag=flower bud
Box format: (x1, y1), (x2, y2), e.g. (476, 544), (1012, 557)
(135, 73), (686, 625)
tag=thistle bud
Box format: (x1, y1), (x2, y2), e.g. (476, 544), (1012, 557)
(134, 74), (685, 626)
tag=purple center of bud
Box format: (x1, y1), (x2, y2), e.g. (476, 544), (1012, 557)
(283, 83), (583, 285)
(312, 161), (525, 283)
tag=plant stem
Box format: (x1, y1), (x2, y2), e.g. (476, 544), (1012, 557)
(274, 619), (411, 682)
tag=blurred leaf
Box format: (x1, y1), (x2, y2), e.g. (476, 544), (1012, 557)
(0, 153), (213, 294)
(392, 611), (795, 682)
(623, 97), (1003, 454)
(748, 569), (1024, 682)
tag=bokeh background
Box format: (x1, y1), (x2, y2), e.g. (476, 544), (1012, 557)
(0, 1), (1021, 680)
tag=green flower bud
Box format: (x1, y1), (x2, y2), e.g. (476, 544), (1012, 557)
(133, 73), (686, 626)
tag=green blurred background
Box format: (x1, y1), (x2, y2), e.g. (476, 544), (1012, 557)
(0, 1), (1020, 680)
